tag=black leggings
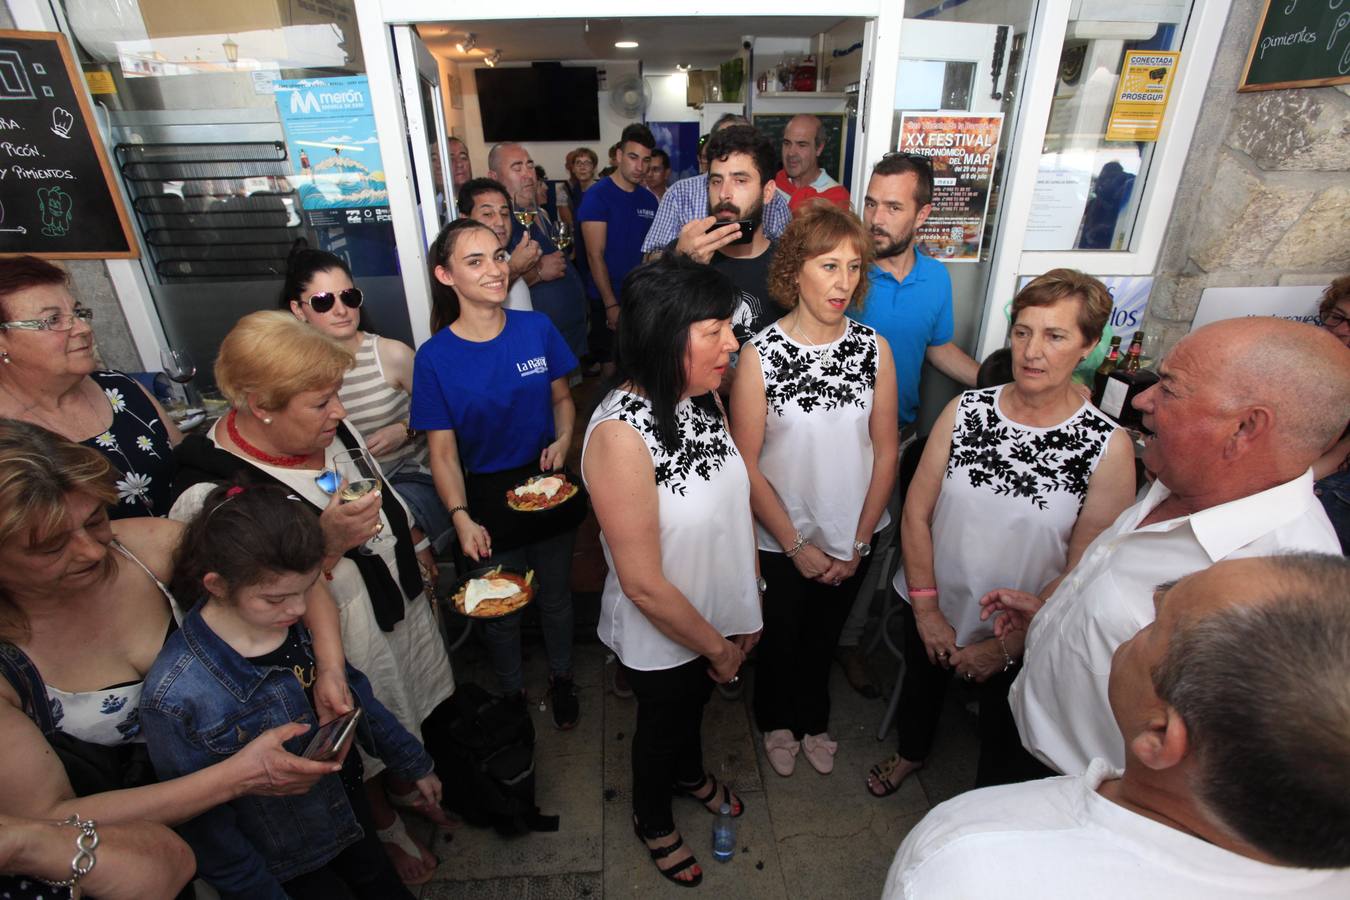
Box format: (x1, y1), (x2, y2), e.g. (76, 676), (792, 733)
(625, 657), (716, 835)
(753, 549), (869, 738)
(281, 754), (415, 900)
(894, 599), (1054, 787)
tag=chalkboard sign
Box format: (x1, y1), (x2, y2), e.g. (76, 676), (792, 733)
(752, 113), (848, 184)
(1239, 0), (1350, 92)
(0, 30), (136, 258)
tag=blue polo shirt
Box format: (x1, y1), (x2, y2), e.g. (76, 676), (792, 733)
(849, 251), (953, 426)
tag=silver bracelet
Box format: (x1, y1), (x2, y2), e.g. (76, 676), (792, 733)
(997, 635), (1016, 673)
(784, 531), (809, 559)
(38, 814), (98, 891)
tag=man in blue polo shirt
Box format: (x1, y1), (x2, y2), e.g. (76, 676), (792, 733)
(850, 154), (978, 427)
(839, 154), (979, 697)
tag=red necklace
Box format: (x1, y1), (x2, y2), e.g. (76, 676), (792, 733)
(225, 410), (312, 467)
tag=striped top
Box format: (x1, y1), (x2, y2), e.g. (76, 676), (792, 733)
(339, 332), (429, 473)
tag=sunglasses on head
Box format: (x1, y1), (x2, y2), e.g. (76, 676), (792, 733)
(302, 288), (363, 314)
(882, 150), (934, 171)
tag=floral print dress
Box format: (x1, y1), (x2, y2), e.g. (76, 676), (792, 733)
(82, 371), (174, 518)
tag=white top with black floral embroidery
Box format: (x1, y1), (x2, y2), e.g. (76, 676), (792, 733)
(749, 318), (890, 559)
(583, 389), (763, 671)
(895, 385), (1116, 646)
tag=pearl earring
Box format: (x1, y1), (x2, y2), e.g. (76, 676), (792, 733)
(0, 352), (9, 365)
(263, 417), (273, 425)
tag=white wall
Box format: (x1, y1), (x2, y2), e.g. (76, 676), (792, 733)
(644, 72), (700, 123)
(455, 60), (639, 180)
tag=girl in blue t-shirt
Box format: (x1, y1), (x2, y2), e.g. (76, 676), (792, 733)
(411, 219), (584, 729)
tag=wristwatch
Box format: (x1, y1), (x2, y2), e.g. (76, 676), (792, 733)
(756, 575), (768, 594)
(853, 540), (872, 558)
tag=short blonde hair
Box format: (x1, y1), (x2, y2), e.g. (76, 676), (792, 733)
(214, 311), (353, 411)
(0, 419), (118, 641)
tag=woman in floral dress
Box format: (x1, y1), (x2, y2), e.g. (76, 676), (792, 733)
(0, 257), (180, 517)
(866, 269), (1137, 797)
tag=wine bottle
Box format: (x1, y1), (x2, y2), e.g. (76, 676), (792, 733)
(1091, 336), (1122, 407)
(1100, 333), (1157, 428)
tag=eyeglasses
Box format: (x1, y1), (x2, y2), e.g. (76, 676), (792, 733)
(301, 289), (363, 314)
(881, 150), (934, 171)
(0, 308), (94, 332)
(1323, 310), (1350, 329)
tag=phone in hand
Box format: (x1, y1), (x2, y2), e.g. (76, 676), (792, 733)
(706, 218), (757, 246)
(303, 707), (362, 761)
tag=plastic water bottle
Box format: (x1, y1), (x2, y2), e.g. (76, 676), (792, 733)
(712, 801), (736, 862)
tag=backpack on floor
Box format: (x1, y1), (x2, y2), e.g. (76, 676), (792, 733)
(438, 682), (559, 835)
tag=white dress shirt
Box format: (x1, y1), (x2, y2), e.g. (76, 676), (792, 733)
(884, 759), (1350, 900)
(1010, 469), (1338, 775)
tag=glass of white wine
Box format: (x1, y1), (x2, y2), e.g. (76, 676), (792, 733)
(554, 220), (573, 253)
(513, 200), (537, 230)
(332, 448), (389, 552)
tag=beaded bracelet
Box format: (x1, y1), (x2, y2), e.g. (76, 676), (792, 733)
(38, 814), (98, 892)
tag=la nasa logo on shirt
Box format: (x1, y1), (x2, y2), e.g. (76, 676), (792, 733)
(517, 355), (549, 378)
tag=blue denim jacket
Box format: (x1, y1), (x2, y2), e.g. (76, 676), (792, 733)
(140, 605), (433, 900)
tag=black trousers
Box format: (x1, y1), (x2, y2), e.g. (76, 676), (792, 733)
(894, 599), (1054, 787)
(753, 549), (869, 738)
(281, 753), (416, 900)
(625, 656), (715, 835)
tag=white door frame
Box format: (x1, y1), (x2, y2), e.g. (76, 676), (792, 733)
(394, 25), (453, 253)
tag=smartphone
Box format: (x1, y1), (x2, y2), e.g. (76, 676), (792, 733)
(706, 218), (757, 246)
(303, 707), (362, 761)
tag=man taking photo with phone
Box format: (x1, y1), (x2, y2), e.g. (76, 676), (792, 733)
(674, 125), (783, 344)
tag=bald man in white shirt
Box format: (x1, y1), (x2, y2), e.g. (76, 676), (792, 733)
(982, 317), (1350, 776)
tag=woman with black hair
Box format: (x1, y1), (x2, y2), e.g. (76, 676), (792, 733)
(281, 242), (451, 553)
(581, 255), (762, 887)
(411, 219), (585, 728)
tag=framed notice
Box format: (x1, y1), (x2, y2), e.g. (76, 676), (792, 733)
(1105, 51), (1180, 143)
(0, 30), (136, 259)
(897, 112), (1004, 263)
(1240, 0), (1350, 92)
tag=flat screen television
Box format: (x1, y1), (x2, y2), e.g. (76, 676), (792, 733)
(475, 65), (600, 142)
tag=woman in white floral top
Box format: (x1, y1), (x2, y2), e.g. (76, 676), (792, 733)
(0, 257), (181, 518)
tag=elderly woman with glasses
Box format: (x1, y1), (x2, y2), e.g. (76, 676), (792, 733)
(0, 256), (183, 518)
(1314, 275), (1350, 550)
(282, 242), (452, 554)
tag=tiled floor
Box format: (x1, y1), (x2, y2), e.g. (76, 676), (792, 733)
(408, 614), (984, 899)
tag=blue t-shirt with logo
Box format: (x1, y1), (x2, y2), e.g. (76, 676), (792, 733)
(410, 310), (578, 474)
(848, 251), (954, 426)
(575, 176), (658, 301)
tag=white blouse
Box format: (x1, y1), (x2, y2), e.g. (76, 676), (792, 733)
(750, 319), (890, 559)
(583, 390), (762, 671)
(895, 386), (1117, 646)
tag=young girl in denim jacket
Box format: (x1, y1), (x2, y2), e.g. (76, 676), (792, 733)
(140, 483), (442, 900)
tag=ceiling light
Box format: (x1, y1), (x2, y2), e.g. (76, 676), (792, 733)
(484, 49), (501, 67)
(614, 40), (639, 49)
(456, 33), (477, 54)
(675, 63), (691, 72)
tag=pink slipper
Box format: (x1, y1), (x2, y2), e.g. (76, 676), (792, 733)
(801, 733), (838, 774)
(763, 729), (800, 777)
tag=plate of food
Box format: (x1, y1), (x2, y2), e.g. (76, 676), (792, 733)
(449, 565), (536, 618)
(505, 472), (580, 512)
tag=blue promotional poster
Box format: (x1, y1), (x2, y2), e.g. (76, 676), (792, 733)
(648, 122), (701, 182)
(274, 76), (388, 210)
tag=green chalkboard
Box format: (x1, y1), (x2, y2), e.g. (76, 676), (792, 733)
(751, 113), (847, 184)
(1239, 0), (1350, 91)
(0, 30), (137, 258)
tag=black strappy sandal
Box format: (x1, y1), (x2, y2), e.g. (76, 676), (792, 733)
(676, 773), (744, 818)
(632, 815), (702, 887)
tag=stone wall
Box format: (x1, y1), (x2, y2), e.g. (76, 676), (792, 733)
(1143, 0), (1350, 349)
(1, 1), (143, 372)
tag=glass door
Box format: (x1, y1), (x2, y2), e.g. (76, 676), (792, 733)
(394, 25), (453, 249)
(890, 0), (1040, 428)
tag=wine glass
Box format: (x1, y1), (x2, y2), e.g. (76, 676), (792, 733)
(554, 220), (573, 253)
(513, 199), (537, 231)
(160, 347), (197, 408)
(332, 448), (389, 552)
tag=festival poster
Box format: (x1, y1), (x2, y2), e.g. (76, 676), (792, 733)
(274, 75), (388, 210)
(897, 113), (1004, 263)
(1105, 51), (1180, 143)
